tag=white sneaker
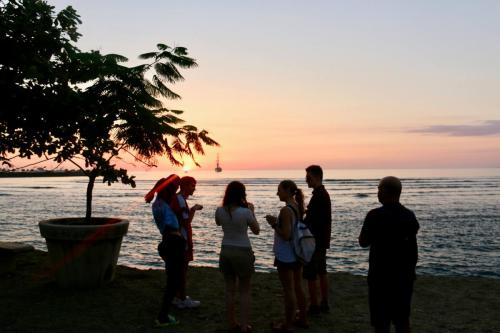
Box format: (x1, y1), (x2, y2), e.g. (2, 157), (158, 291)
(180, 296), (200, 309)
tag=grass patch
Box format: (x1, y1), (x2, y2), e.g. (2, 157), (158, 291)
(1, 250), (498, 332)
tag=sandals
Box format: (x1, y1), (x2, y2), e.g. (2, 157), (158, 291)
(271, 321), (294, 333)
(292, 317), (309, 328)
(228, 324), (252, 333)
(228, 324), (241, 333)
(241, 324), (253, 333)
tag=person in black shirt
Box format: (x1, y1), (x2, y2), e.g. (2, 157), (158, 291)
(359, 176), (419, 333)
(303, 165), (332, 314)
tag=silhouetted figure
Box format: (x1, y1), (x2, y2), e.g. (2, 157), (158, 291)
(303, 165), (332, 314)
(266, 180), (308, 332)
(145, 174), (183, 327)
(170, 176), (203, 309)
(216, 181), (260, 333)
(359, 176), (419, 333)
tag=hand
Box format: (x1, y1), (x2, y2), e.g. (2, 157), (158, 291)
(191, 204), (203, 211)
(265, 215), (277, 226)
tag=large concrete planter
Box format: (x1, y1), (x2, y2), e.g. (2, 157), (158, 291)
(39, 218), (129, 289)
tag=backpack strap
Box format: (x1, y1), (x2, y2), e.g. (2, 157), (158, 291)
(286, 204), (299, 221)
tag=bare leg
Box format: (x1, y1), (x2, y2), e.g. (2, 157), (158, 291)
(319, 273), (329, 305)
(307, 278), (319, 307)
(224, 274), (238, 329)
(293, 267), (307, 324)
(277, 267), (295, 330)
(239, 276), (252, 332)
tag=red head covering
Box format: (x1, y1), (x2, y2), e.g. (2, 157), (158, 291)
(144, 174), (181, 203)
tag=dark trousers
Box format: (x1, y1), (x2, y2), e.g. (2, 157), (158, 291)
(158, 234), (186, 321)
(368, 276), (414, 330)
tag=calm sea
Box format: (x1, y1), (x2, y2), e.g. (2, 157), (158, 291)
(1, 169), (499, 278)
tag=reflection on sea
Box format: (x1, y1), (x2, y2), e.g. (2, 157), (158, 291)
(0, 169), (499, 278)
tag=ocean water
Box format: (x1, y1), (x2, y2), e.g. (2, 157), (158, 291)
(0, 168), (499, 278)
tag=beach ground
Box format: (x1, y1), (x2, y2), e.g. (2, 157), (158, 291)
(1, 250), (498, 332)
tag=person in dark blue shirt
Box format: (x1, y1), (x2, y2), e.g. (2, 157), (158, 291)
(359, 176), (419, 333)
(145, 174), (184, 327)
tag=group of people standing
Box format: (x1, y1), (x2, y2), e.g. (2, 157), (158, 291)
(216, 165), (331, 333)
(145, 165), (419, 333)
(144, 175), (204, 326)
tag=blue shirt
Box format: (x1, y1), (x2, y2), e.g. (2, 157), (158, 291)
(152, 196), (180, 234)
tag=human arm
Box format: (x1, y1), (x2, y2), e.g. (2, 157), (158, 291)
(266, 207), (292, 240)
(358, 211), (372, 248)
(410, 212), (419, 266)
(215, 207), (222, 226)
(186, 203), (203, 225)
(152, 200), (181, 235)
(246, 203), (260, 235)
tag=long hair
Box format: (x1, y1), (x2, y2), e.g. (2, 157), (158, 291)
(222, 181), (248, 209)
(144, 174), (180, 203)
(279, 179), (305, 218)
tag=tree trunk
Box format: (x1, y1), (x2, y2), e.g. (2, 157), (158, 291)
(85, 173), (97, 223)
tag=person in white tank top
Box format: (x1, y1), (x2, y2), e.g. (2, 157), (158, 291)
(266, 180), (308, 332)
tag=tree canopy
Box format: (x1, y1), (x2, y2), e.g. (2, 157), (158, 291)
(0, 0), (218, 220)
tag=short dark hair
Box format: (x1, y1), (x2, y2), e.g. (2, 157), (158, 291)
(306, 165), (323, 180)
(180, 176), (196, 188)
(379, 176), (402, 198)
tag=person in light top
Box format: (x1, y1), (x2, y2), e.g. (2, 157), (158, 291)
(170, 176), (203, 309)
(215, 181), (260, 333)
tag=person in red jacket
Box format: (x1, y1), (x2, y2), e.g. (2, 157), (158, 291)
(170, 176), (203, 309)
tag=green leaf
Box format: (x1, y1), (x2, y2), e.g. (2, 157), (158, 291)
(138, 52), (158, 60)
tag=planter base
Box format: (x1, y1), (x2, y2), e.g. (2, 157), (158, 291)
(39, 218), (129, 289)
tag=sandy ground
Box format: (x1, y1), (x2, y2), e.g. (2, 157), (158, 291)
(1, 250), (499, 332)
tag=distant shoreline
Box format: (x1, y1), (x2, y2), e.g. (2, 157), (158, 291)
(0, 170), (86, 178)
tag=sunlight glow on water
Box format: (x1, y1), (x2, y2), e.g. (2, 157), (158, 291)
(1, 169), (499, 278)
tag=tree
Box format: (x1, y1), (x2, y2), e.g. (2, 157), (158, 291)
(0, 0), (218, 221)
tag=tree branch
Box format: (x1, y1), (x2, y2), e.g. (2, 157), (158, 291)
(123, 148), (157, 168)
(5, 154), (21, 161)
(68, 158), (89, 176)
(10, 157), (52, 171)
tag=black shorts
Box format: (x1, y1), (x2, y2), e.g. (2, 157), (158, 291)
(368, 278), (414, 328)
(274, 258), (301, 271)
(303, 248), (327, 280)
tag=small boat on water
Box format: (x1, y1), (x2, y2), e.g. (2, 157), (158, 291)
(215, 154), (222, 172)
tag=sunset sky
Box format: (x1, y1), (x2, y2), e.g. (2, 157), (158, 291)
(48, 0), (499, 171)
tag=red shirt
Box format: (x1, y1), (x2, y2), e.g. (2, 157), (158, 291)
(170, 194), (194, 261)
